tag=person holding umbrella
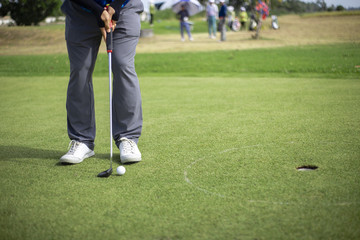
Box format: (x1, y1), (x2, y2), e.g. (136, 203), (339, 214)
(177, 4), (194, 41)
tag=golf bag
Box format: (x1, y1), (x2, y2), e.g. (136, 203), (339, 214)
(249, 14), (257, 31)
(228, 18), (240, 31)
(271, 15), (279, 30)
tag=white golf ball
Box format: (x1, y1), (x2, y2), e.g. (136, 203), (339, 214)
(116, 166), (126, 176)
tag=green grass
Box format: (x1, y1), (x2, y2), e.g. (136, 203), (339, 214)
(0, 44), (360, 239)
(140, 8), (208, 34)
(301, 10), (360, 18)
(141, 17), (209, 34)
(1, 43), (359, 78)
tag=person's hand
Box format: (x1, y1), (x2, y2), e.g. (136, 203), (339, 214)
(100, 6), (116, 41)
(107, 6), (115, 19)
(101, 10), (111, 32)
(106, 6), (117, 30)
(101, 7), (116, 33)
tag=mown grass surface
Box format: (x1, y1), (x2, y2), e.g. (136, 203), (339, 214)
(0, 43), (359, 78)
(301, 10), (360, 17)
(141, 17), (209, 34)
(0, 44), (359, 240)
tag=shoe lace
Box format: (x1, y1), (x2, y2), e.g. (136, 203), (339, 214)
(122, 138), (136, 153)
(67, 140), (80, 154)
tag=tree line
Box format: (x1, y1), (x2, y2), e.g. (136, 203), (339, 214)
(0, 0), (349, 26)
(0, 0), (62, 26)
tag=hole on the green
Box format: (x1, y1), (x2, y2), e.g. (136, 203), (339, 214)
(296, 165), (318, 171)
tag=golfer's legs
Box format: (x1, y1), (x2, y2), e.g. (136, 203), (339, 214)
(112, 34), (143, 146)
(66, 38), (101, 150)
(62, 0), (102, 150)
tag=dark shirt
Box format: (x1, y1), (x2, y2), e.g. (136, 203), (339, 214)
(70, 0), (129, 26)
(177, 9), (189, 22)
(219, 4), (227, 18)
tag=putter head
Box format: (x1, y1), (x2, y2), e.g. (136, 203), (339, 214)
(97, 168), (113, 178)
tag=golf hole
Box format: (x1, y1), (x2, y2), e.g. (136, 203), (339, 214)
(296, 165), (319, 171)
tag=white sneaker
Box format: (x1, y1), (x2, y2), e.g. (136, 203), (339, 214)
(119, 137), (141, 163)
(59, 140), (94, 164)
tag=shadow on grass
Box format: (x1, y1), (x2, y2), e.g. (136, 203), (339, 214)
(0, 145), (117, 165)
(0, 145), (63, 161)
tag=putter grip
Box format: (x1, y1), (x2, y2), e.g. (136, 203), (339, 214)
(106, 28), (113, 53)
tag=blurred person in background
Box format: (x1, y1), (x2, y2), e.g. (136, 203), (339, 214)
(177, 4), (193, 41)
(218, 0), (227, 41)
(206, 0), (218, 39)
(239, 6), (248, 31)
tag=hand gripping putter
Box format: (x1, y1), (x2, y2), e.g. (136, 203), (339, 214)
(97, 24), (114, 178)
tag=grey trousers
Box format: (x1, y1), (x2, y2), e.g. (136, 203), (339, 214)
(62, 0), (143, 150)
(219, 18), (226, 41)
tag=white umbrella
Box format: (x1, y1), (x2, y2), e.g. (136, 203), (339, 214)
(160, 0), (203, 16)
(141, 0), (167, 13)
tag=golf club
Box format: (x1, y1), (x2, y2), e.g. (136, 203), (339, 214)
(97, 23), (113, 178)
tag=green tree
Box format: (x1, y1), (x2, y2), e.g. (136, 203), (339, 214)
(0, 0), (62, 26)
(335, 5), (345, 11)
(327, 4), (335, 11)
(316, 0), (326, 11)
(0, 0), (10, 16)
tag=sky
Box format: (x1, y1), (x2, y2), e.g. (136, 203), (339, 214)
(301, 0), (360, 8)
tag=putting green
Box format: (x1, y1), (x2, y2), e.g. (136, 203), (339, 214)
(185, 141), (358, 205)
(0, 35), (359, 238)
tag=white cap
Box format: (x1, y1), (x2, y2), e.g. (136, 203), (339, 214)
(240, 7), (245, 11)
(219, 0), (225, 3)
(209, 0), (215, 3)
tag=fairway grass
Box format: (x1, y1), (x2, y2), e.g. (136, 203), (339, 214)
(1, 14), (360, 55)
(1, 43), (359, 78)
(1, 70), (359, 238)
(2, 11), (360, 238)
